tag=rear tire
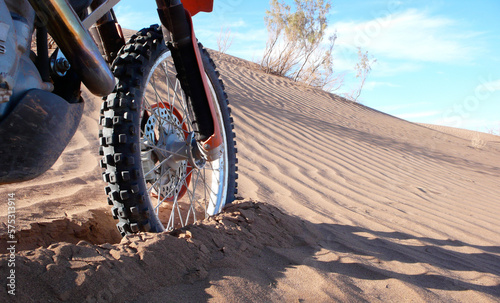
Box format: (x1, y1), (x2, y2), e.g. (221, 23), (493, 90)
(99, 25), (237, 235)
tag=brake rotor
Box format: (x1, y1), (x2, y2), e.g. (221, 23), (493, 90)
(142, 102), (192, 201)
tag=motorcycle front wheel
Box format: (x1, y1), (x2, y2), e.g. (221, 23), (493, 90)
(99, 26), (237, 235)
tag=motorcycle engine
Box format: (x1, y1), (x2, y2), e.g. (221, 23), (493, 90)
(0, 0), (46, 117)
(0, 0), (92, 118)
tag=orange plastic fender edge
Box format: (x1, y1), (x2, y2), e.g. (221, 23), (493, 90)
(185, 9), (223, 157)
(183, 0), (214, 16)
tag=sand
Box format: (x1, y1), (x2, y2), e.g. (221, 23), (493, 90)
(0, 44), (499, 302)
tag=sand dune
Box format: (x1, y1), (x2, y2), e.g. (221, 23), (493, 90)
(1, 47), (499, 302)
(420, 123), (500, 148)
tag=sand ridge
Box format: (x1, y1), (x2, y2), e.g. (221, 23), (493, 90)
(0, 45), (499, 302)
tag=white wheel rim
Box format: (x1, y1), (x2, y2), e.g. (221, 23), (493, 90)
(140, 50), (229, 231)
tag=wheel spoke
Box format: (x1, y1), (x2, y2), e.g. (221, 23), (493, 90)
(173, 82), (195, 128)
(161, 61), (179, 110)
(174, 183), (185, 227)
(142, 96), (187, 136)
(140, 129), (186, 159)
(102, 31), (233, 235)
(167, 195), (178, 230)
(157, 62), (193, 131)
(142, 156), (169, 178)
(206, 161), (222, 179)
(193, 168), (220, 206)
(156, 165), (163, 214)
(147, 176), (162, 194)
(143, 97), (170, 130)
(184, 174), (198, 222)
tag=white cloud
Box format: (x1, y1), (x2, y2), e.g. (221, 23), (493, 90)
(476, 79), (500, 93)
(114, 6), (159, 30)
(331, 47), (422, 76)
(194, 25), (268, 59)
(228, 19), (246, 28)
(371, 60), (421, 76)
(377, 102), (432, 112)
(364, 81), (400, 90)
(331, 9), (483, 63)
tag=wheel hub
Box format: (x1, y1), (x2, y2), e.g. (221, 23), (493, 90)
(141, 102), (194, 200)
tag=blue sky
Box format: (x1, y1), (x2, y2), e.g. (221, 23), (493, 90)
(114, 0), (500, 133)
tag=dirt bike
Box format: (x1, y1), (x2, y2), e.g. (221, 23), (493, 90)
(0, 0), (237, 236)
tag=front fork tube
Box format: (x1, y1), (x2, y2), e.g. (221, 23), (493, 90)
(156, 0), (223, 161)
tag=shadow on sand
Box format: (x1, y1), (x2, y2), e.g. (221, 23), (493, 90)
(139, 201), (500, 302)
(1, 201), (499, 302)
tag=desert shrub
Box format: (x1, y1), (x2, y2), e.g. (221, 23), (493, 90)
(260, 0), (338, 90)
(343, 47), (376, 102)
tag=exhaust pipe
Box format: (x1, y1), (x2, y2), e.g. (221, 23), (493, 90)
(27, 0), (115, 96)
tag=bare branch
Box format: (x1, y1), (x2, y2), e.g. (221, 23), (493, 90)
(217, 26), (234, 54)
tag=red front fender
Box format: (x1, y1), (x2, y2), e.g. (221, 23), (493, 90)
(182, 0), (213, 15)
